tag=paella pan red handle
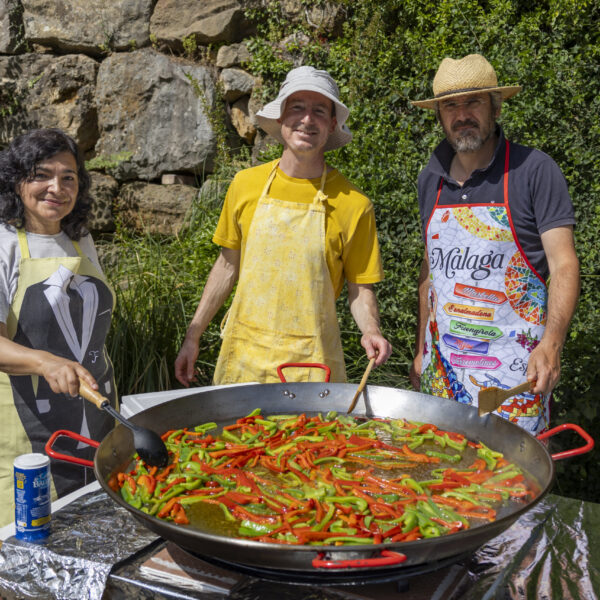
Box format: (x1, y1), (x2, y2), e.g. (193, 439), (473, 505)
(536, 423), (594, 460)
(312, 549), (407, 569)
(277, 363), (331, 382)
(45, 429), (99, 468)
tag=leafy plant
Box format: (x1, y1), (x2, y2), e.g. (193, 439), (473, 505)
(85, 151), (133, 172)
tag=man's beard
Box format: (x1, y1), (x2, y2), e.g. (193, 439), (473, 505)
(445, 118), (494, 153)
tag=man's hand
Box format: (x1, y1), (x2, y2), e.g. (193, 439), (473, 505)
(526, 339), (562, 396)
(409, 353), (422, 390)
(175, 338), (200, 387)
(361, 332), (392, 366)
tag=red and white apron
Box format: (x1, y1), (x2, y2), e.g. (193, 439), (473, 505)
(420, 142), (549, 435)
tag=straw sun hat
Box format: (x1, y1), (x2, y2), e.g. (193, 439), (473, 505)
(412, 54), (521, 109)
(255, 66), (352, 151)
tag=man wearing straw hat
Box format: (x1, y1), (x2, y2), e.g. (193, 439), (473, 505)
(409, 54), (579, 434)
(175, 66), (392, 385)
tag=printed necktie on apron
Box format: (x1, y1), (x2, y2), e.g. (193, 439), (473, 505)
(0, 229), (117, 526)
(213, 161), (346, 384)
(419, 142), (550, 435)
(67, 282), (83, 347)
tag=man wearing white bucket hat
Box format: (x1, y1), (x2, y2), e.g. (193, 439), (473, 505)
(409, 54), (580, 434)
(175, 66), (392, 385)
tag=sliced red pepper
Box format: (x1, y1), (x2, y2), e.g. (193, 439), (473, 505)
(126, 475), (137, 493)
(137, 474), (156, 495)
(231, 506), (280, 524)
(172, 503), (189, 525)
(158, 496), (186, 518)
(159, 477), (186, 496)
(426, 481), (463, 491)
(223, 490), (261, 504)
(208, 445), (251, 458)
(401, 444), (439, 463)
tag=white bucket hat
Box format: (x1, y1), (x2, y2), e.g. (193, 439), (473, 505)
(255, 66), (352, 151)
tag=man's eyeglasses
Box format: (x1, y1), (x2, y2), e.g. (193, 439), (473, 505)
(439, 97), (486, 113)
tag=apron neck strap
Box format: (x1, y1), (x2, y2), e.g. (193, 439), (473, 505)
(16, 227), (84, 259)
(261, 161), (329, 204)
(16, 228), (30, 259)
(260, 161), (280, 200)
(314, 164), (328, 205)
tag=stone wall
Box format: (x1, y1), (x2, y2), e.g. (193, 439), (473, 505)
(0, 0), (344, 234)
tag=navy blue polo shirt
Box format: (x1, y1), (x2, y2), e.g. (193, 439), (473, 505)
(417, 127), (575, 281)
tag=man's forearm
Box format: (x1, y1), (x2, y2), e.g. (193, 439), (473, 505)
(347, 283), (382, 335)
(184, 248), (240, 343)
(539, 226), (580, 349)
(541, 262), (580, 349)
(347, 282), (392, 365)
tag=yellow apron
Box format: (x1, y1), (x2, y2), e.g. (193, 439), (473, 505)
(214, 162), (346, 384)
(0, 229), (116, 526)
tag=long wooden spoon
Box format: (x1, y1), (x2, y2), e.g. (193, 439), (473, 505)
(347, 356), (376, 414)
(79, 378), (169, 467)
(478, 380), (534, 417)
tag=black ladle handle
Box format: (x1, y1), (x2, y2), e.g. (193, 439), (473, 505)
(78, 378), (169, 468)
(79, 379), (144, 433)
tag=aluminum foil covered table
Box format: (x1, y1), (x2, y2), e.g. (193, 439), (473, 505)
(0, 488), (598, 599)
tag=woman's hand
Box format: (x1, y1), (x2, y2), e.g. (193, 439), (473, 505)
(40, 356), (98, 397)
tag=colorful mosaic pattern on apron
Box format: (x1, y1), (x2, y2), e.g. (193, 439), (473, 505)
(420, 142), (550, 435)
(505, 252), (548, 325)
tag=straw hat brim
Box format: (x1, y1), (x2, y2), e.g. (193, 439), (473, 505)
(255, 83), (353, 152)
(411, 85), (522, 109)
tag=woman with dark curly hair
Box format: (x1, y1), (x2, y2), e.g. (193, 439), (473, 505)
(0, 128), (117, 526)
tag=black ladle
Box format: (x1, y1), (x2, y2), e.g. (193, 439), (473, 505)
(79, 379), (169, 468)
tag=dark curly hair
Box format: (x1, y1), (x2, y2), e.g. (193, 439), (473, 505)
(0, 128), (91, 240)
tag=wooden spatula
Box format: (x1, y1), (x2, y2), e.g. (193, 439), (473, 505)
(478, 380), (534, 417)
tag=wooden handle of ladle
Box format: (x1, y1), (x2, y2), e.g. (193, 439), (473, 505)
(78, 377), (108, 409)
(347, 356), (376, 414)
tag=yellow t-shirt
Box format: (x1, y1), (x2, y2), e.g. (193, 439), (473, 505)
(213, 161), (384, 298)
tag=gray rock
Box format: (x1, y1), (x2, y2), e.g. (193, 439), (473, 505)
(0, 53), (99, 150)
(95, 48), (216, 181)
(0, 0), (24, 54)
(216, 42), (251, 68)
(150, 0), (253, 48)
(22, 0), (153, 55)
(117, 181), (197, 235)
(88, 172), (118, 234)
(219, 67), (255, 102)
